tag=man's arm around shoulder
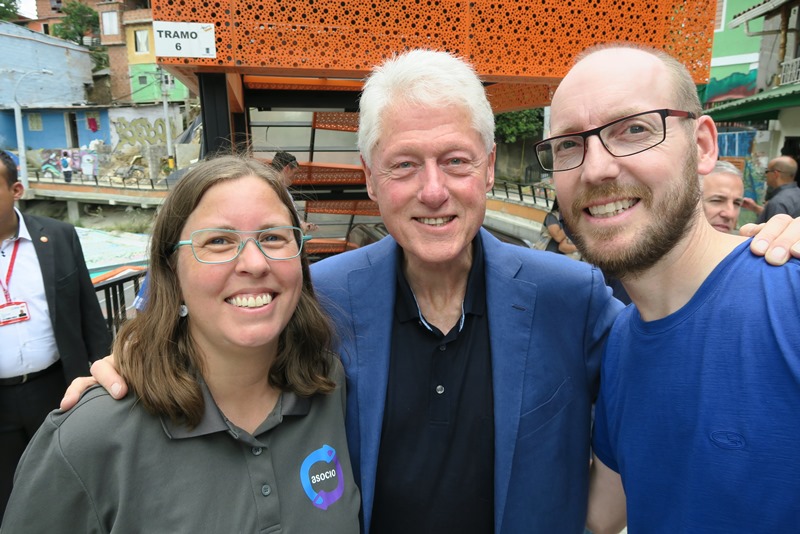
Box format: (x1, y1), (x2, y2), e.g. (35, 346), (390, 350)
(586, 452), (626, 534)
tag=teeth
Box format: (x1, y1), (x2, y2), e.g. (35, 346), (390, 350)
(418, 217), (453, 226)
(588, 199), (636, 218)
(227, 294), (273, 308)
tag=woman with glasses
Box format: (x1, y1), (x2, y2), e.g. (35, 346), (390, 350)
(2, 156), (360, 533)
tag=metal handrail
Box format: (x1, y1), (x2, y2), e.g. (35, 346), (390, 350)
(94, 270), (146, 339)
(487, 179), (556, 209)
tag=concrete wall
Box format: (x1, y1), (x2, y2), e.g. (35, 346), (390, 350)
(108, 104), (180, 153)
(495, 139), (542, 183)
(0, 114), (16, 150)
(0, 22), (92, 109)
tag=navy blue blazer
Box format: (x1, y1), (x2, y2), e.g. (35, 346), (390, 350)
(311, 228), (622, 533)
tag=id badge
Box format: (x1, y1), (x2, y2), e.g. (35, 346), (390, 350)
(0, 301), (30, 326)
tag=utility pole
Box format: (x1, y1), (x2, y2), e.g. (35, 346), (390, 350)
(160, 69), (175, 169)
(7, 69), (54, 190)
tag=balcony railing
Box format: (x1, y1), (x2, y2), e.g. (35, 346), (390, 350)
(780, 57), (800, 85)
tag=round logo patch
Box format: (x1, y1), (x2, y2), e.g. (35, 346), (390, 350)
(300, 444), (345, 510)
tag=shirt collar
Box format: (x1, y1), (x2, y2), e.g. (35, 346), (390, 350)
(395, 234), (487, 328)
(5, 208), (30, 242)
(161, 379), (311, 440)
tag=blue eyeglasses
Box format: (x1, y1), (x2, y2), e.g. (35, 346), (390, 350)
(173, 227), (305, 264)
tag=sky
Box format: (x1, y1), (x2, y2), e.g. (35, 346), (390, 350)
(18, 0), (36, 19)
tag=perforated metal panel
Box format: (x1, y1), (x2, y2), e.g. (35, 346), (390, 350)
(154, 0), (715, 210)
(305, 200), (380, 216)
(313, 112), (359, 133)
(154, 0), (715, 87)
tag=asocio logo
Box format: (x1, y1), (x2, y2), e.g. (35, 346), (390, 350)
(300, 444), (345, 510)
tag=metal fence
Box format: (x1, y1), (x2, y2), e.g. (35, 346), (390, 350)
(29, 170), (172, 191)
(488, 180), (556, 209)
(94, 270), (147, 339)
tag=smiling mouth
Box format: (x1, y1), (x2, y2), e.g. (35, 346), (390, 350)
(226, 293), (273, 308)
(416, 216), (454, 226)
(587, 199), (638, 218)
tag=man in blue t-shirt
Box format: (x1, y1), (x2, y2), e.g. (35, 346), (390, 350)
(536, 43), (800, 532)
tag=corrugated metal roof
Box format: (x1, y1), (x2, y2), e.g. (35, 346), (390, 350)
(705, 82), (800, 121)
(728, 0), (793, 29)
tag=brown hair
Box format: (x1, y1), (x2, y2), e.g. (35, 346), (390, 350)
(114, 155), (335, 427)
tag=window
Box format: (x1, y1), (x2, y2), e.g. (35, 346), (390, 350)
(101, 11), (119, 35)
(138, 75), (148, 85)
(715, 0), (726, 32)
(28, 113), (43, 131)
(134, 29), (150, 53)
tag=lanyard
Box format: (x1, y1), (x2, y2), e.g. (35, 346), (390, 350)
(0, 239), (20, 303)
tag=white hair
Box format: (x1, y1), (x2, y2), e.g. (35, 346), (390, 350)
(707, 160), (742, 178)
(357, 49), (495, 167)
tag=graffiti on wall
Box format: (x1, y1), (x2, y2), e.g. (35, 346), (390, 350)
(113, 117), (173, 150)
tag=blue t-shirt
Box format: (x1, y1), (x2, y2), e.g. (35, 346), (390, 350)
(593, 240), (800, 532)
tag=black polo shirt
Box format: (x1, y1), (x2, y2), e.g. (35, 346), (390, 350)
(370, 237), (494, 534)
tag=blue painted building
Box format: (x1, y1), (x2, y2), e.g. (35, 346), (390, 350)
(0, 22), (111, 152)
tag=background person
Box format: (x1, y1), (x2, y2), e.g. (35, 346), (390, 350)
(271, 150), (318, 233)
(2, 156), (359, 532)
(0, 151), (111, 521)
(543, 198), (581, 258)
(537, 42), (800, 533)
(701, 160), (744, 233)
(743, 155), (800, 222)
(59, 151), (72, 183)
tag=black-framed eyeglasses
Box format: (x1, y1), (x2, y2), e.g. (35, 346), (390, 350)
(534, 109), (697, 172)
(173, 226), (304, 264)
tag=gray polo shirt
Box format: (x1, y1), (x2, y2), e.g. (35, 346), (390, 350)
(2, 359), (360, 533)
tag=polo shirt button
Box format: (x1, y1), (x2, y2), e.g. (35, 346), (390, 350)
(251, 447), (262, 456)
(439, 345), (446, 351)
(261, 484), (271, 496)
(436, 385), (445, 394)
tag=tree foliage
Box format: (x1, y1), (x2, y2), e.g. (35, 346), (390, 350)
(0, 0), (20, 21)
(53, 1), (99, 44)
(494, 109), (544, 144)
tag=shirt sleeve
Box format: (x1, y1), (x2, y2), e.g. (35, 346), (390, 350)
(592, 381), (619, 473)
(762, 198), (790, 221)
(583, 267), (624, 401)
(2, 413), (103, 533)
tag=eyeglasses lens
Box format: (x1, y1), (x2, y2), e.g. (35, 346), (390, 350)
(537, 110), (669, 172)
(190, 228), (301, 263)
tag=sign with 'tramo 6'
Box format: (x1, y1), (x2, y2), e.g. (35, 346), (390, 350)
(153, 21), (216, 58)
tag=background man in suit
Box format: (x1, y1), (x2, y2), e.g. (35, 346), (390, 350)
(0, 151), (111, 520)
